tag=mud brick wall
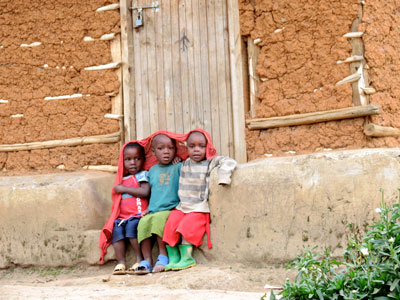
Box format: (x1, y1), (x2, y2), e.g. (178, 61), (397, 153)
(240, 0), (400, 160)
(0, 0), (121, 172)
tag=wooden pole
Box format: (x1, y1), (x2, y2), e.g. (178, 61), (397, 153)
(364, 124), (400, 137)
(227, 0), (247, 163)
(247, 105), (380, 130)
(120, 0), (135, 143)
(0, 132), (120, 152)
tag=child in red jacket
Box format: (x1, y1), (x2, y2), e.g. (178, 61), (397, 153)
(102, 142), (150, 275)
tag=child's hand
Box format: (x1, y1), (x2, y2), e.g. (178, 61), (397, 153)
(141, 208), (149, 217)
(113, 184), (125, 194)
(172, 156), (182, 165)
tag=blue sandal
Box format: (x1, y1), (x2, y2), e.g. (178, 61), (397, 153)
(134, 260), (152, 275)
(153, 254), (169, 272)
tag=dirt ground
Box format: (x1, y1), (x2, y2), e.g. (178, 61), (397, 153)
(0, 262), (296, 300)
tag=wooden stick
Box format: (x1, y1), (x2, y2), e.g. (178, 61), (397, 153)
(343, 32), (364, 38)
(83, 33), (116, 42)
(336, 71), (361, 86)
(104, 113), (123, 120)
(20, 42), (41, 48)
(337, 55), (363, 64)
(247, 104), (380, 130)
(96, 4), (120, 12)
(83, 165), (118, 173)
(0, 132), (120, 152)
(360, 87), (376, 95)
(44, 93), (84, 101)
(84, 62), (121, 71)
(364, 124), (400, 137)
(247, 36), (260, 118)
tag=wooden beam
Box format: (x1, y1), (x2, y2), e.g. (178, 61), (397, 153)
(247, 105), (380, 130)
(227, 0), (247, 163)
(0, 132), (120, 152)
(364, 124), (400, 137)
(120, 0), (135, 142)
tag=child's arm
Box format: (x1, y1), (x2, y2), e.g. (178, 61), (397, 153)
(113, 182), (150, 198)
(209, 156), (237, 185)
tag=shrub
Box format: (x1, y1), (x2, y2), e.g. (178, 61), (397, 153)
(271, 189), (400, 299)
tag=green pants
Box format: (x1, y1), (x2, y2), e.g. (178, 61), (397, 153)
(137, 210), (171, 244)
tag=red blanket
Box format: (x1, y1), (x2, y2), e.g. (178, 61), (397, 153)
(99, 129), (216, 263)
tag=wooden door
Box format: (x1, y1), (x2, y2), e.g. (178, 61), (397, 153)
(121, 0), (246, 161)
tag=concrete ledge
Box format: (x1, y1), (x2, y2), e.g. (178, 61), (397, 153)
(205, 148), (400, 264)
(2, 148), (400, 268)
(0, 172), (114, 268)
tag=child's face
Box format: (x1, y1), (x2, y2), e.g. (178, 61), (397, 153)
(123, 146), (144, 175)
(152, 135), (176, 165)
(187, 132), (207, 162)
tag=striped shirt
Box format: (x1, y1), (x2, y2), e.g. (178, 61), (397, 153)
(176, 156), (237, 213)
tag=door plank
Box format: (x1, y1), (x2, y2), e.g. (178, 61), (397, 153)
(179, 0), (191, 133)
(223, 0), (234, 156)
(190, 0), (204, 128)
(132, 0), (145, 139)
(199, 0), (212, 135)
(155, 0), (166, 130)
(206, 0), (222, 153)
(145, 4), (159, 134)
(215, 0), (230, 155)
(184, 0), (198, 130)
(171, 0), (183, 133)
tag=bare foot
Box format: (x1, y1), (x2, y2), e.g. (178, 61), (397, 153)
(152, 264), (165, 273)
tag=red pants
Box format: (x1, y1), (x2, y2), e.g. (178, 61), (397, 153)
(163, 209), (212, 248)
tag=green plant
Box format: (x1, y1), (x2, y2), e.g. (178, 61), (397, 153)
(269, 189), (400, 299)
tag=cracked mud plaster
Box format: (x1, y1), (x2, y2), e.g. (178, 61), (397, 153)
(0, 0), (121, 172)
(240, 0), (400, 160)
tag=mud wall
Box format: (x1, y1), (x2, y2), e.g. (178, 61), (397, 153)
(240, 0), (400, 160)
(0, 0), (121, 172)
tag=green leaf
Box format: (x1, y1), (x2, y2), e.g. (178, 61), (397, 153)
(390, 278), (400, 291)
(374, 297), (390, 300)
(372, 288), (381, 295)
(270, 290), (276, 300)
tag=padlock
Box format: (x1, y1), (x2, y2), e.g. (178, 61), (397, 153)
(135, 9), (143, 28)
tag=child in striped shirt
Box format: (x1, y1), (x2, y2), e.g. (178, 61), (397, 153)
(162, 129), (237, 271)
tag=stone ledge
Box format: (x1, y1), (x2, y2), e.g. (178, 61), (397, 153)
(2, 148), (400, 267)
(208, 148), (400, 264)
(0, 172), (114, 268)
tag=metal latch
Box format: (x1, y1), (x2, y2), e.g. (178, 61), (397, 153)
(130, 1), (159, 28)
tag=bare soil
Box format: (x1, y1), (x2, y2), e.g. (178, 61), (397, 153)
(0, 262), (296, 300)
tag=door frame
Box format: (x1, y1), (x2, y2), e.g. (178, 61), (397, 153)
(119, 0), (246, 163)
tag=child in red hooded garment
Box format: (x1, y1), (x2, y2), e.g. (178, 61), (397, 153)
(162, 129), (237, 271)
